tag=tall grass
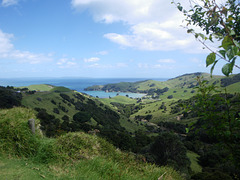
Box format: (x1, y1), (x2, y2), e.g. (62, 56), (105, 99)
(0, 107), (40, 157)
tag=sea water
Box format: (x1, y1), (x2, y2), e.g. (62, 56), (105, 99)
(0, 77), (168, 98)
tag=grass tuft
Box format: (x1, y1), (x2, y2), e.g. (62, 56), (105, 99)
(0, 107), (40, 157)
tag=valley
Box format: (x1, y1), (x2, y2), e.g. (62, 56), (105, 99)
(1, 72), (240, 179)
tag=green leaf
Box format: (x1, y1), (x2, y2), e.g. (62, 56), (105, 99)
(177, 5), (183, 11)
(210, 60), (218, 76)
(222, 63), (232, 76)
(198, 33), (205, 40)
(218, 50), (226, 58)
(226, 46), (238, 60)
(209, 34), (213, 42)
(187, 29), (194, 33)
(233, 40), (240, 48)
(229, 57), (236, 72)
(206, 53), (216, 67)
(226, 17), (234, 22)
(221, 36), (233, 50)
(229, 30), (236, 36)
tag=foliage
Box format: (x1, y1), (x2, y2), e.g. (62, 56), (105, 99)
(73, 111), (91, 123)
(184, 77), (240, 178)
(110, 102), (143, 118)
(0, 107), (40, 157)
(0, 86), (22, 109)
(191, 171), (233, 180)
(192, 77), (240, 150)
(221, 73), (240, 86)
(158, 121), (186, 134)
(143, 132), (190, 174)
(174, 0), (240, 76)
(35, 108), (61, 137)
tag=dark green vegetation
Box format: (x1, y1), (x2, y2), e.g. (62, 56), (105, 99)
(1, 72), (240, 179)
(0, 86), (22, 108)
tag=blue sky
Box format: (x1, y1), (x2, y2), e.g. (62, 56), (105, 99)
(0, 0), (239, 78)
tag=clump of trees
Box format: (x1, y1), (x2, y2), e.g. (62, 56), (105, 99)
(0, 86), (22, 109)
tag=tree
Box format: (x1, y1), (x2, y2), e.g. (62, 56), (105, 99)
(173, 0), (240, 76)
(73, 111), (91, 123)
(0, 86), (22, 108)
(148, 132), (190, 173)
(187, 77), (240, 171)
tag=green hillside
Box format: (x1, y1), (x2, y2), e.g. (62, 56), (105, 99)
(1, 72), (239, 179)
(23, 90), (142, 131)
(19, 84), (55, 91)
(85, 73), (240, 102)
(89, 73), (240, 129)
(0, 107), (183, 180)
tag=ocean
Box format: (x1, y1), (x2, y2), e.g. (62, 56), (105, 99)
(0, 77), (168, 98)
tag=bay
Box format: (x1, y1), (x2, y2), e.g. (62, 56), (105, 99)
(0, 77), (168, 98)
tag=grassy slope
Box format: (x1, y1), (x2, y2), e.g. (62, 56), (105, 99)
(21, 89), (144, 132)
(225, 82), (240, 94)
(19, 84), (55, 91)
(0, 107), (183, 180)
(99, 96), (137, 107)
(100, 73), (240, 125)
(22, 91), (77, 120)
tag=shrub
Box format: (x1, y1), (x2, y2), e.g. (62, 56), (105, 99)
(0, 86), (22, 109)
(53, 108), (59, 114)
(73, 111), (91, 123)
(53, 132), (118, 161)
(148, 132), (190, 173)
(0, 107), (40, 157)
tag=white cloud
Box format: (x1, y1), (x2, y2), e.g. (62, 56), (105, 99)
(87, 63), (113, 69)
(71, 0), (155, 24)
(0, 30), (14, 53)
(116, 63), (128, 68)
(104, 21), (197, 51)
(71, 0), (205, 52)
(96, 51), (108, 55)
(86, 62), (128, 69)
(57, 58), (77, 68)
(153, 64), (175, 69)
(84, 57), (100, 62)
(1, 0), (18, 7)
(0, 29), (53, 64)
(138, 62), (175, 69)
(138, 63), (149, 69)
(157, 59), (176, 63)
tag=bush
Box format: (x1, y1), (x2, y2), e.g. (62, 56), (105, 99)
(53, 132), (118, 161)
(148, 132), (190, 173)
(0, 86), (22, 109)
(0, 107), (40, 157)
(191, 171), (233, 180)
(73, 111), (91, 123)
(53, 108), (59, 114)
